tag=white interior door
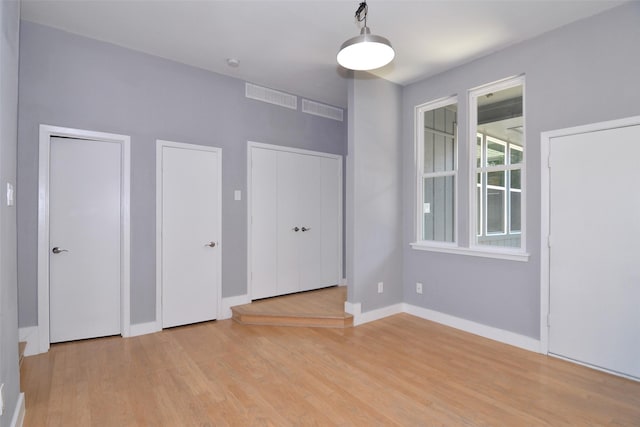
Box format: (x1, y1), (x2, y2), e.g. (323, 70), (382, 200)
(160, 143), (221, 328)
(549, 124), (640, 379)
(49, 137), (121, 343)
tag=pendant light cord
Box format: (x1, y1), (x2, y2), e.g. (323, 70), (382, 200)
(355, 1), (368, 26)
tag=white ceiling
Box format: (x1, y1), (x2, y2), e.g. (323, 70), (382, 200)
(20, 0), (625, 108)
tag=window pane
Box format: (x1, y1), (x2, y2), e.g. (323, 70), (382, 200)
(487, 139), (505, 166)
(423, 106), (456, 173)
(423, 176), (455, 242)
(510, 169), (521, 190)
(487, 171), (505, 187)
(486, 188), (505, 234)
(474, 80), (524, 249)
(510, 191), (521, 232)
(510, 146), (523, 165)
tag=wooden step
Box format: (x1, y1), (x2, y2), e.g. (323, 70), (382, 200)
(231, 286), (353, 328)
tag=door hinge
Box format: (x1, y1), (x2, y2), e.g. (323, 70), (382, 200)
(547, 313), (551, 327)
(547, 153), (551, 169)
(547, 235), (551, 248)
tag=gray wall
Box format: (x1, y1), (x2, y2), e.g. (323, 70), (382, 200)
(346, 73), (403, 312)
(17, 21), (347, 326)
(402, 2), (640, 339)
(0, 1), (21, 425)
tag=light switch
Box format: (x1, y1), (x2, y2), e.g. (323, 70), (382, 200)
(234, 190), (241, 201)
(6, 183), (14, 207)
(423, 202), (430, 214)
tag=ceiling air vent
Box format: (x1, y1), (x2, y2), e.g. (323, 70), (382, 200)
(245, 83), (297, 110)
(302, 99), (344, 122)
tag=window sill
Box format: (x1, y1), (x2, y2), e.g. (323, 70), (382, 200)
(410, 242), (530, 262)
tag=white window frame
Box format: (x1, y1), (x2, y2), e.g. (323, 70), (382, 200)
(468, 75), (527, 256)
(413, 95), (458, 247)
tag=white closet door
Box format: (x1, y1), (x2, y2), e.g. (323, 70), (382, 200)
(298, 154), (323, 291)
(549, 124), (640, 379)
(250, 148), (278, 300)
(161, 145), (220, 328)
(276, 151), (301, 295)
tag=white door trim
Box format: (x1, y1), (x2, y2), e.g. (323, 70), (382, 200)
(38, 124), (131, 354)
(539, 115), (640, 355)
(155, 140), (222, 328)
(246, 141), (343, 300)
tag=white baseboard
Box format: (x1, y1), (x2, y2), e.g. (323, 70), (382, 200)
(128, 321), (161, 337)
(403, 303), (541, 353)
(18, 326), (40, 356)
(221, 294), (251, 320)
(344, 301), (361, 317)
(339, 278), (347, 286)
(355, 303), (404, 326)
(11, 392), (25, 427)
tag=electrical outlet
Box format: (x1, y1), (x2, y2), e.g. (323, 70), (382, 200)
(377, 282), (383, 293)
(416, 282), (423, 294)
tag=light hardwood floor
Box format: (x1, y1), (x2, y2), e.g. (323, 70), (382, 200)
(21, 314), (640, 426)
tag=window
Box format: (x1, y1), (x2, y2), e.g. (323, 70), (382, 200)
(415, 97), (457, 244)
(470, 77), (525, 251)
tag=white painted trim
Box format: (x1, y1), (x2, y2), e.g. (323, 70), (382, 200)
(18, 327), (39, 357)
(156, 140), (223, 329)
(10, 393), (25, 427)
(355, 303), (404, 326)
(344, 301), (361, 317)
(128, 321), (161, 337)
(539, 114), (640, 355)
(410, 242), (529, 262)
(404, 303), (541, 353)
(339, 277), (347, 287)
(221, 294), (251, 320)
(38, 125), (131, 352)
(246, 141), (343, 300)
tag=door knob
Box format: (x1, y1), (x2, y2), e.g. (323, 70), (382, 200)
(205, 242), (217, 248)
(52, 247), (69, 254)
(301, 227), (311, 232)
(293, 227), (300, 232)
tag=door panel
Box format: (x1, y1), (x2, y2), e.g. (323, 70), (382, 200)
(50, 137), (121, 343)
(298, 154), (323, 291)
(250, 148), (278, 299)
(276, 151), (301, 295)
(161, 145), (220, 328)
(320, 157), (341, 286)
(549, 125), (640, 379)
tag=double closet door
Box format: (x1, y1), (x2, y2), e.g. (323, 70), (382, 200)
(250, 143), (342, 300)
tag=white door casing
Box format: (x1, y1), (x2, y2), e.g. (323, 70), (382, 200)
(540, 116), (640, 380)
(38, 125), (131, 353)
(156, 140), (221, 328)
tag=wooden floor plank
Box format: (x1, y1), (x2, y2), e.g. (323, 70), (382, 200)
(21, 314), (640, 426)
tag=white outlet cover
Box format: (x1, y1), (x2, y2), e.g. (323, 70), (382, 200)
(234, 190), (241, 201)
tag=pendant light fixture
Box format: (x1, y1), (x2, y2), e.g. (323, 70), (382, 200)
(337, 1), (395, 71)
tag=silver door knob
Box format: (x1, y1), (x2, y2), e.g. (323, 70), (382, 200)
(205, 242), (216, 248)
(301, 227), (311, 232)
(293, 227), (300, 232)
(52, 247), (69, 254)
